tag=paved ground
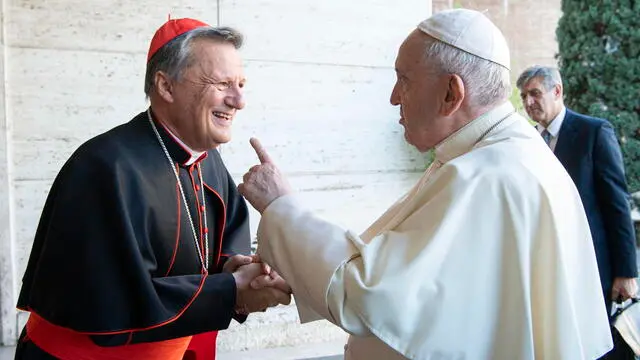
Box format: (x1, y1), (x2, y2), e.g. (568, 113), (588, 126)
(217, 340), (345, 360)
(0, 340), (345, 360)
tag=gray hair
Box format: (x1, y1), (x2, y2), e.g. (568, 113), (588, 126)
(422, 38), (511, 107)
(144, 26), (244, 96)
(516, 65), (562, 91)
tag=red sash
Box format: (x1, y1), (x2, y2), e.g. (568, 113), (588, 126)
(26, 313), (217, 360)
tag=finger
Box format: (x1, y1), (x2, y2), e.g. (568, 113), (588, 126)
(264, 288), (290, 306)
(251, 254), (262, 263)
(237, 183), (245, 195)
(277, 292), (292, 305)
(239, 262), (266, 280)
(250, 275), (274, 289)
(269, 269), (280, 279)
(250, 137), (273, 164)
(232, 254), (253, 265)
(261, 262), (271, 275)
(223, 255), (252, 273)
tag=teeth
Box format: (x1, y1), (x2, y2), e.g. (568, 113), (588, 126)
(213, 112), (231, 120)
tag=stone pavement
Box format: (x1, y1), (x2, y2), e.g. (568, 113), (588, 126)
(217, 339), (345, 360)
(0, 343), (345, 360)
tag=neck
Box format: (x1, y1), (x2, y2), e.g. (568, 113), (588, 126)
(449, 102), (502, 133)
(540, 111), (559, 128)
(149, 103), (205, 152)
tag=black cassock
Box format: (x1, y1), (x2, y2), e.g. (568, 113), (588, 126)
(16, 110), (251, 351)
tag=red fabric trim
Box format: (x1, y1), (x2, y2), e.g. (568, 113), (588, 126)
(203, 183), (226, 268)
(157, 120), (200, 167)
(188, 167), (206, 267)
(125, 331), (134, 346)
(26, 313), (191, 360)
(165, 163), (182, 277)
(19, 273), (208, 335)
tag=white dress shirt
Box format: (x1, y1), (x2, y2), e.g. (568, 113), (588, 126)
(536, 106), (566, 151)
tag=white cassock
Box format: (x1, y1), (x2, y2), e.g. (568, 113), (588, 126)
(256, 102), (613, 360)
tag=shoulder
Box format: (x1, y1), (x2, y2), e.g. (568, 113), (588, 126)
(443, 149), (531, 192)
(60, 112), (153, 178)
(445, 140), (572, 199)
(566, 108), (611, 129)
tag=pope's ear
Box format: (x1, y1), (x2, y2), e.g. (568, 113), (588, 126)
(441, 74), (464, 116)
(154, 71), (174, 103)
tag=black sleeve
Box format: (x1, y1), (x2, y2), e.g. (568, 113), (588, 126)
(593, 122), (638, 278)
(90, 273), (237, 346)
(17, 146), (240, 346)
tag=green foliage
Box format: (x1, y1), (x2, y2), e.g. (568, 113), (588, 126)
(556, 0), (640, 192)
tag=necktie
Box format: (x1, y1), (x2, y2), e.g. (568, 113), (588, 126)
(541, 129), (552, 146)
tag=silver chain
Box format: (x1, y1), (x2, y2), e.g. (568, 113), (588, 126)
(146, 109), (209, 272)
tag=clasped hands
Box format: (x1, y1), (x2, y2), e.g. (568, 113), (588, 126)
(223, 254), (291, 315)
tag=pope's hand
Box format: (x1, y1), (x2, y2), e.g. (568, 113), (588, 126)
(232, 263), (291, 314)
(238, 138), (293, 213)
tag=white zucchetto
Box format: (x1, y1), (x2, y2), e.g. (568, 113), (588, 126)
(418, 9), (511, 70)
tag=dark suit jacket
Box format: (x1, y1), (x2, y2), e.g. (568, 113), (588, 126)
(554, 108), (637, 294)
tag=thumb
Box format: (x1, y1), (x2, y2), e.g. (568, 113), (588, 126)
(250, 137), (274, 164)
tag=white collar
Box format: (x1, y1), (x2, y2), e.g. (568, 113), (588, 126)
(435, 101), (516, 163)
(536, 106), (566, 137)
(159, 123), (206, 166)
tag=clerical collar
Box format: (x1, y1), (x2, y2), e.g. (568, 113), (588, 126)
(148, 109), (207, 166)
(158, 123), (206, 166)
(434, 101), (516, 163)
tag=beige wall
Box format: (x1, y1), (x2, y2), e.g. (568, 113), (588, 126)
(433, 0), (562, 82)
(0, 0), (564, 352)
(0, 0), (432, 352)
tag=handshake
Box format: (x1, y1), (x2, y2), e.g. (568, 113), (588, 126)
(223, 254), (292, 315)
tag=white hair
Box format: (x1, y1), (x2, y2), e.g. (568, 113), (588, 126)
(516, 65), (563, 91)
(422, 38), (511, 107)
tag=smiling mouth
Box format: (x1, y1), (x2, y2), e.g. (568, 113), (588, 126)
(212, 111), (233, 125)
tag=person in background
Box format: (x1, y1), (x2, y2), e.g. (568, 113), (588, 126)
(518, 65), (638, 360)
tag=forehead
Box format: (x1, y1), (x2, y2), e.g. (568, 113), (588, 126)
(395, 29), (437, 75)
(395, 30), (431, 71)
(188, 39), (244, 78)
(521, 76), (545, 91)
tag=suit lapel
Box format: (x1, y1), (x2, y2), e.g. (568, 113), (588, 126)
(554, 110), (579, 163)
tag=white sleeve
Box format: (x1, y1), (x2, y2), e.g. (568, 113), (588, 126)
(256, 195), (371, 335)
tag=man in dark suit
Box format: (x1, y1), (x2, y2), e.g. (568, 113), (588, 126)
(517, 65), (638, 359)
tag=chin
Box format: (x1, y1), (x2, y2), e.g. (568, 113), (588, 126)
(210, 132), (232, 147)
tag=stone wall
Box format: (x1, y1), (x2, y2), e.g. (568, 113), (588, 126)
(0, 0), (431, 352)
(0, 0), (565, 352)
